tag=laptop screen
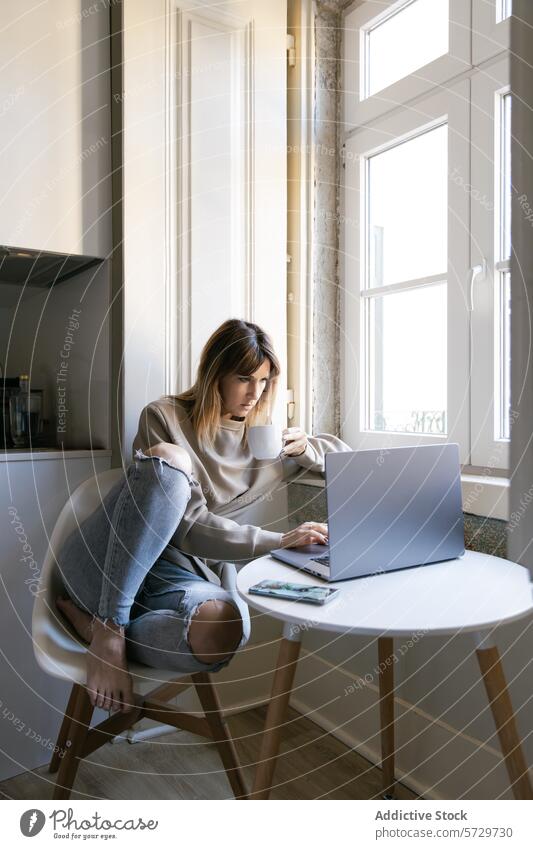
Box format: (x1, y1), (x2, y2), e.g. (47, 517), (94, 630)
(324, 444), (464, 580)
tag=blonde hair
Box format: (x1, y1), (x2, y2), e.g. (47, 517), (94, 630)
(173, 319), (281, 449)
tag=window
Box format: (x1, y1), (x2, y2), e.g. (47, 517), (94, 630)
(368, 284), (447, 434)
(341, 3), (510, 472)
(343, 0), (470, 126)
(499, 94), (512, 262)
(497, 270), (511, 440)
(342, 83), (470, 459)
(365, 124), (448, 434)
(473, 0), (512, 63)
(497, 0), (512, 23)
(470, 59), (511, 467)
(363, 0), (449, 99)
(367, 125), (448, 287)
(497, 94), (512, 440)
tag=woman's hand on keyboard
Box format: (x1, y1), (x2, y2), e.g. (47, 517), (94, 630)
(280, 522), (329, 548)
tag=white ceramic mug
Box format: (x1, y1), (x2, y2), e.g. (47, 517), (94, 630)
(247, 424), (282, 460)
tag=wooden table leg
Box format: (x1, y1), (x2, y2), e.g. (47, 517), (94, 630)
(475, 633), (533, 800)
(251, 623), (302, 800)
(378, 636), (395, 797)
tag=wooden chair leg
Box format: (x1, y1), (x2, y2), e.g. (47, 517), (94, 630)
(53, 685), (94, 800)
(192, 672), (249, 799)
(49, 683), (81, 773)
(145, 678), (192, 703)
(378, 636), (395, 798)
(476, 644), (533, 800)
(251, 633), (301, 800)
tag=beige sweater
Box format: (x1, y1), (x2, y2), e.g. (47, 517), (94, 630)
(132, 397), (350, 576)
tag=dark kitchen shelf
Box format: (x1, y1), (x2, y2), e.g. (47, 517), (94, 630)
(0, 245), (104, 289)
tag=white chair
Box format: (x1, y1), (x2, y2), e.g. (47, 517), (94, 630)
(32, 468), (248, 800)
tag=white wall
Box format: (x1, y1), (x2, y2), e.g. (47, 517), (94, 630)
(0, 0), (111, 258)
(121, 0), (170, 456)
(122, 0), (288, 456)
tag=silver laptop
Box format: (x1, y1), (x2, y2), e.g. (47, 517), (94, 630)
(271, 443), (465, 581)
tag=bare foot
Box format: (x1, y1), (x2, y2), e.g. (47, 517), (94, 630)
(85, 619), (135, 714)
(56, 596), (93, 643)
(56, 597), (134, 714)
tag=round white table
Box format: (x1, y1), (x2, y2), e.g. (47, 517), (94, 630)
(237, 550), (533, 800)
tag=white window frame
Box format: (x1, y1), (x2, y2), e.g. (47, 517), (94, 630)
(339, 1), (513, 517)
(343, 0), (471, 128)
(341, 81), (471, 461)
(470, 56), (511, 468)
(472, 0), (512, 64)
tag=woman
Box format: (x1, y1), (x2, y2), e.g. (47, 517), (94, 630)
(56, 319), (350, 715)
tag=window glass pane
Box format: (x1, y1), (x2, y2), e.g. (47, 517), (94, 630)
(500, 93), (511, 262)
(497, 0), (512, 23)
(365, 0), (449, 98)
(367, 284), (447, 433)
(497, 271), (511, 440)
(367, 124), (447, 288)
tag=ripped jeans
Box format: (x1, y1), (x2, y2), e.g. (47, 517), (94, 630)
(56, 451), (251, 674)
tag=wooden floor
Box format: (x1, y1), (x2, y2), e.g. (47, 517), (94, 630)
(0, 706), (418, 801)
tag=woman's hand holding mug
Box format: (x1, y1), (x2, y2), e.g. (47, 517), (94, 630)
(281, 426), (308, 457)
(248, 425), (309, 460)
(280, 521), (328, 548)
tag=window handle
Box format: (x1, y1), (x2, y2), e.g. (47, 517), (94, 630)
(468, 260), (486, 311)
